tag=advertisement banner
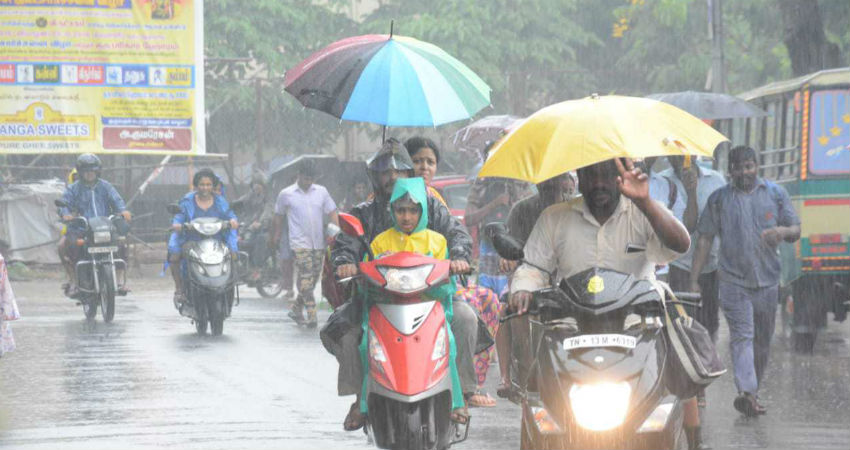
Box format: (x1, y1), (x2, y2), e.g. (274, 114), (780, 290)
(0, 0), (204, 155)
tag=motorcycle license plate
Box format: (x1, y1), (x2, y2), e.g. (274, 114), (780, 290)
(563, 334), (637, 350)
(88, 246), (118, 254)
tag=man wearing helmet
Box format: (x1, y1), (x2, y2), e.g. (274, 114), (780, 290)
(58, 154), (132, 297)
(327, 139), (477, 430)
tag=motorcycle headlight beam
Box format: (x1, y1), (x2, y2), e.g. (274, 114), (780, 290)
(569, 382), (631, 431)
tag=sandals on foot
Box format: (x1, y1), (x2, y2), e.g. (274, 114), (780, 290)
(466, 391), (496, 408)
(496, 380), (512, 399)
(343, 402), (366, 431)
(450, 406), (470, 424)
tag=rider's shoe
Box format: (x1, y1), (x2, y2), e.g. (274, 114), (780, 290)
(117, 285), (130, 296)
(305, 309), (318, 328)
(173, 291), (187, 310)
(288, 305), (305, 325)
(68, 286), (82, 299)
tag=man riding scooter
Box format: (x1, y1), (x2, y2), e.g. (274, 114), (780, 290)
(508, 158), (709, 450)
(58, 154), (132, 298)
(326, 139), (478, 431)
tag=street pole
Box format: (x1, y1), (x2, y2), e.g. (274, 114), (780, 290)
(255, 78), (264, 168)
(709, 0), (727, 93)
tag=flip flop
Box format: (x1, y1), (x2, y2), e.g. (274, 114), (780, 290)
(466, 391), (497, 408)
(450, 406), (470, 425)
(496, 380), (512, 399)
(343, 402), (365, 431)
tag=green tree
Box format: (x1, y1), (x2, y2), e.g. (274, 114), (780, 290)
(204, 0), (356, 165)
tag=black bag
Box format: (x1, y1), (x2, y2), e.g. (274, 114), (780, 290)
(319, 299), (362, 355)
(663, 293), (726, 398)
(475, 315), (495, 354)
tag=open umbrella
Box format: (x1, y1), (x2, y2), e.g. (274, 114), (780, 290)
(284, 31), (491, 128)
(646, 91), (767, 120)
(477, 95), (729, 184)
(452, 114), (522, 154)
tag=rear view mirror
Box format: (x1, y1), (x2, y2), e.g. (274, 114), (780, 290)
(492, 232), (525, 261)
(338, 212), (365, 238)
(483, 222), (525, 260)
(166, 203), (181, 215)
(54, 199), (68, 208)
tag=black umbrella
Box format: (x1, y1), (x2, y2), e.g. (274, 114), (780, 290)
(646, 91), (767, 120)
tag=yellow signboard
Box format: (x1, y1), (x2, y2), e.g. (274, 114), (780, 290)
(0, 0), (204, 155)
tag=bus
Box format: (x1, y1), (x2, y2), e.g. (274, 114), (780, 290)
(717, 67), (850, 351)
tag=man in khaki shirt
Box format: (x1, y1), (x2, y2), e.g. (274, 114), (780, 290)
(510, 158), (689, 306)
(508, 158), (709, 450)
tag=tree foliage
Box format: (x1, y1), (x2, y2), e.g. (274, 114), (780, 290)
(204, 0), (356, 162)
(203, 0), (849, 162)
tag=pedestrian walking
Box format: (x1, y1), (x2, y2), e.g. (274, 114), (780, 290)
(272, 160), (339, 327)
(690, 145), (801, 417)
(465, 168), (529, 296)
(0, 247), (20, 357)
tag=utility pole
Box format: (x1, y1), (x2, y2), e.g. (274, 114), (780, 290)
(255, 78), (264, 168)
(708, 0), (727, 93)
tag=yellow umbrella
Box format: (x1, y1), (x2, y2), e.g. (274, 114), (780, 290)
(477, 94), (729, 183)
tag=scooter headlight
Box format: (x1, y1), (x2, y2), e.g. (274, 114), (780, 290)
(368, 329), (386, 362)
(569, 382), (631, 431)
(192, 221), (223, 236)
(378, 265), (433, 294)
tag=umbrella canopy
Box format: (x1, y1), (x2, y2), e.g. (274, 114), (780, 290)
(284, 34), (491, 127)
(477, 95), (729, 184)
(646, 90), (767, 120)
(452, 114), (522, 153)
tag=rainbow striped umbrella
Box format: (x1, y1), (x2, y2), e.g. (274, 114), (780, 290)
(284, 33), (491, 127)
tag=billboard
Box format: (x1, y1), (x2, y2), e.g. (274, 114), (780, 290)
(0, 0), (204, 155)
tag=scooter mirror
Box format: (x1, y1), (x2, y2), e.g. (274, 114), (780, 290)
(492, 231), (525, 261)
(166, 203), (181, 215)
(338, 212), (365, 238)
(54, 199), (68, 208)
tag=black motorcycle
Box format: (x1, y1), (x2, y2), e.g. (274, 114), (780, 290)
(235, 224), (284, 298)
(168, 204), (238, 336)
(56, 199), (127, 322)
(492, 229), (689, 450)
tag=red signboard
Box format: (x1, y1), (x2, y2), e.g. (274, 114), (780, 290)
(103, 127), (191, 151)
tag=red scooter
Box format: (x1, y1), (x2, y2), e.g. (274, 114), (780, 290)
(338, 213), (469, 450)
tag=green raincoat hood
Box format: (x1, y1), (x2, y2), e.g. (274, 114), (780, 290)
(389, 177), (428, 234)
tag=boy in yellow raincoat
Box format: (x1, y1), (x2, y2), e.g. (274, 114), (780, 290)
(359, 176), (466, 420)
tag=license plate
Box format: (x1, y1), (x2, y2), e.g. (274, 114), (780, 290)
(88, 246), (118, 254)
(563, 334), (637, 350)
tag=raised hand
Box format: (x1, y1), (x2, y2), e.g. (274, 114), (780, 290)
(614, 157), (649, 202)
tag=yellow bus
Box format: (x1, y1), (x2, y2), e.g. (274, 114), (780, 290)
(718, 67), (850, 351)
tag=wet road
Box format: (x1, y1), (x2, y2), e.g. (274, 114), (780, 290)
(1, 276), (849, 449)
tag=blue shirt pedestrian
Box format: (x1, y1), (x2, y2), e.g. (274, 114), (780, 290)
(698, 178), (800, 289)
(649, 166), (726, 273)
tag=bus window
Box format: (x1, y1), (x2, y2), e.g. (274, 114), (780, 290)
(809, 89), (850, 176)
(765, 101), (778, 150)
(784, 97), (797, 149)
(748, 116), (763, 152)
